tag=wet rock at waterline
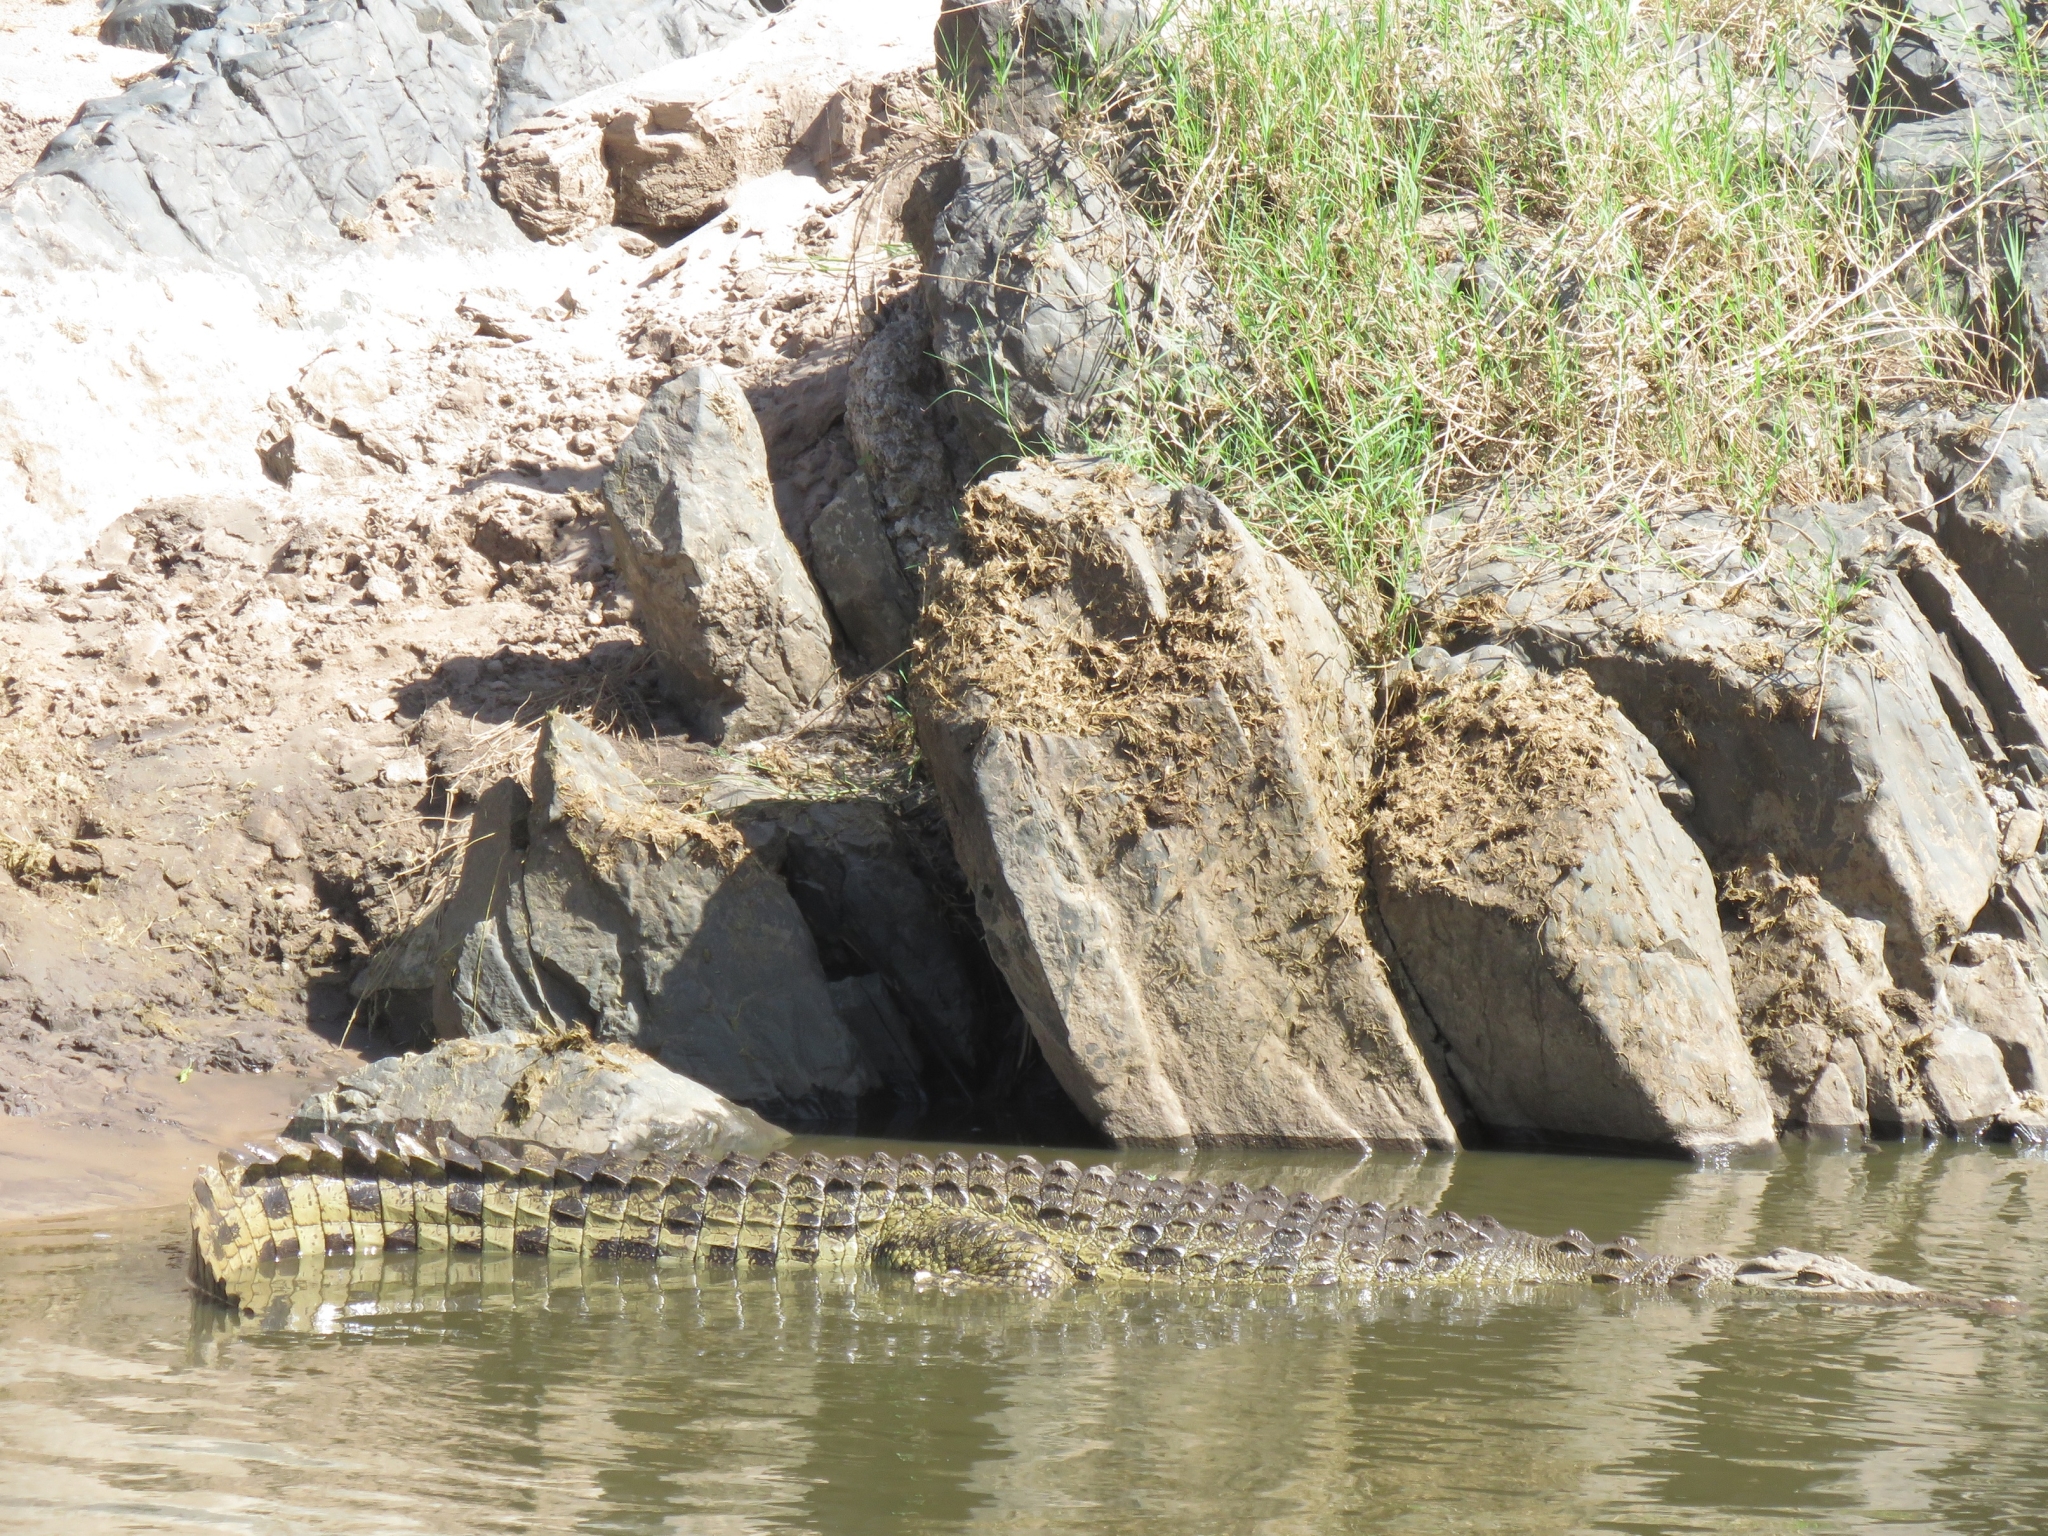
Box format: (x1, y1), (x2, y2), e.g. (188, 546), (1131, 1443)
(1369, 664), (1777, 1155)
(288, 1029), (787, 1157)
(603, 366), (839, 743)
(1720, 863), (1934, 1138)
(388, 715), (885, 1124)
(913, 461), (1458, 1148)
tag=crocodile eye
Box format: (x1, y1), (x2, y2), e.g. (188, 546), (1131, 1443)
(1797, 1269), (1833, 1287)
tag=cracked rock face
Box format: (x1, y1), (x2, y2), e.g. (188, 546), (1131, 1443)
(913, 460), (1457, 1148)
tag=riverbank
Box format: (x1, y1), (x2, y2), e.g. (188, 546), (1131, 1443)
(6, 0), (2048, 1197)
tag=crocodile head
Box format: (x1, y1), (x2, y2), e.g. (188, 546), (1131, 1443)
(1730, 1248), (2022, 1315)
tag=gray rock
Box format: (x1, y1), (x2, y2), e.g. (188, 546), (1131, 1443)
(12, 0), (763, 264)
(1915, 1024), (2019, 1134)
(1721, 862), (1930, 1136)
(924, 130), (1165, 470)
(289, 1028), (787, 1155)
(1438, 504), (2004, 995)
(934, 0), (1153, 133)
(1902, 401), (2048, 675)
(16, 0), (497, 266)
(99, 0), (227, 53)
(490, 0), (764, 138)
(914, 461), (1457, 1147)
(1370, 666), (1776, 1155)
(1943, 931), (2048, 1093)
(809, 473), (919, 668)
(603, 366), (838, 743)
(425, 714), (887, 1124)
(844, 294), (965, 583)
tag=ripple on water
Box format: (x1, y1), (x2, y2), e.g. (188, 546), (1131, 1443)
(0, 1139), (2042, 1536)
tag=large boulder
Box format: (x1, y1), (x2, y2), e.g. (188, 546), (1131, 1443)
(419, 715), (887, 1124)
(913, 460), (1457, 1147)
(603, 366), (838, 743)
(1369, 661), (1776, 1155)
(1431, 504), (2005, 995)
(381, 714), (1035, 1131)
(288, 1028), (787, 1156)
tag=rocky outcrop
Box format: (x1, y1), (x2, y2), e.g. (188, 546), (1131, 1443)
(490, 0), (767, 139)
(488, 0), (933, 241)
(6, 0), (764, 264)
(288, 1028), (787, 1156)
(423, 715), (885, 1123)
(1369, 662), (1775, 1155)
(913, 460), (1456, 1148)
(923, 129), (1178, 469)
(1893, 402), (2048, 676)
(1419, 491), (2048, 1138)
(603, 366), (838, 743)
(1431, 504), (2005, 994)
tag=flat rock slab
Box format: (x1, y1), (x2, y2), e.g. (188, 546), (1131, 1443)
(290, 1029), (788, 1157)
(914, 461), (1456, 1148)
(1370, 665), (1776, 1155)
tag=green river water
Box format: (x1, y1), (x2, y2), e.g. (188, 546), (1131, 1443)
(0, 1136), (2043, 1534)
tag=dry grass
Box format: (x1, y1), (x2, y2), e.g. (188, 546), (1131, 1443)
(1369, 667), (1622, 921)
(914, 463), (1266, 833)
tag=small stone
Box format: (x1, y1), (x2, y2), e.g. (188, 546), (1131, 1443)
(339, 750), (383, 786)
(345, 696), (399, 724)
(380, 754), (430, 787)
(162, 853), (198, 889)
(361, 575), (403, 605)
(243, 807), (304, 861)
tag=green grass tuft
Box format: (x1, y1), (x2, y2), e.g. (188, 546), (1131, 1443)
(1097, 0), (2003, 641)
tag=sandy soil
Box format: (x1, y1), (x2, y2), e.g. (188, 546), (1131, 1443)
(0, 2), (918, 1216)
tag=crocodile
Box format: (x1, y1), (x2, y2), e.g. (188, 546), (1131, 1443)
(187, 1128), (2020, 1316)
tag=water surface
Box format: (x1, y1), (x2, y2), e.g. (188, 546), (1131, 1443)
(1, 1138), (2042, 1534)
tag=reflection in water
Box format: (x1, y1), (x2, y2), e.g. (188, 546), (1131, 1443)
(0, 1139), (2042, 1535)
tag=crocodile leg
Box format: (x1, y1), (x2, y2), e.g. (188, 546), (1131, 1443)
(871, 1206), (1073, 1295)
